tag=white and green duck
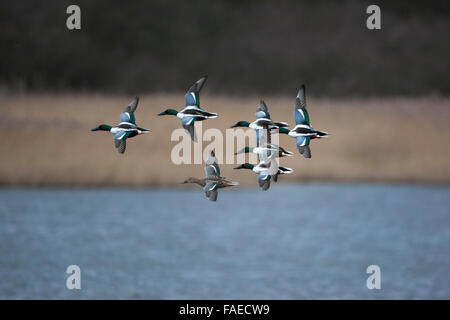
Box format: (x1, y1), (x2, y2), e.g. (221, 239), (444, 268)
(158, 75), (217, 142)
(91, 97), (150, 154)
(235, 144), (294, 158)
(230, 100), (288, 131)
(234, 159), (293, 191)
(287, 85), (329, 158)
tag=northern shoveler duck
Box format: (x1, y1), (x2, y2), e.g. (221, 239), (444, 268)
(231, 100), (288, 163)
(181, 151), (238, 201)
(235, 144), (294, 158)
(234, 160), (293, 191)
(157, 75), (217, 142)
(287, 85), (328, 158)
(230, 100), (288, 131)
(231, 101), (292, 186)
(91, 97), (150, 154)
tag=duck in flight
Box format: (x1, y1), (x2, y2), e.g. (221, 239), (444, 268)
(181, 151), (238, 201)
(234, 160), (293, 191)
(231, 100), (291, 185)
(235, 144), (294, 158)
(230, 100), (288, 131)
(91, 97), (150, 154)
(157, 75), (217, 142)
(287, 85), (329, 158)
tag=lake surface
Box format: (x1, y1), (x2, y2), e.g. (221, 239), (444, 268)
(0, 184), (449, 299)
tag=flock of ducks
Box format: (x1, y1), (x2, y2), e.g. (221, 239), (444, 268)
(91, 75), (328, 201)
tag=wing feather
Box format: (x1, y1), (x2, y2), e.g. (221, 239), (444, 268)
(124, 97), (139, 113)
(204, 182), (219, 201)
(296, 136), (311, 158)
(258, 174), (271, 191)
(114, 139), (126, 154)
(181, 116), (197, 142)
(255, 100), (271, 119)
(185, 75), (208, 107)
(294, 85), (310, 125)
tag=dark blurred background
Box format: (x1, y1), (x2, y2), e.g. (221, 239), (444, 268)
(1, 0), (449, 96)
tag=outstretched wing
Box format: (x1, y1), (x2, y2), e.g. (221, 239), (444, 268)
(294, 85), (310, 125)
(258, 173), (271, 191)
(120, 97), (139, 124)
(273, 173), (278, 182)
(205, 151), (220, 177)
(296, 136), (311, 158)
(114, 130), (134, 154)
(255, 100), (271, 119)
(267, 158), (279, 175)
(181, 116), (197, 142)
(204, 182), (219, 201)
(120, 112), (136, 125)
(114, 133), (127, 154)
(124, 96), (139, 113)
(185, 75), (208, 107)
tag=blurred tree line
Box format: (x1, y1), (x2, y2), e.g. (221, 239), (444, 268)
(0, 0), (449, 97)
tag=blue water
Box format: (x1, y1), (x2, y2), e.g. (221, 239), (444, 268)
(0, 184), (449, 299)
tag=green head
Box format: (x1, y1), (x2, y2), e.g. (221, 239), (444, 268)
(235, 146), (253, 155)
(157, 109), (178, 116)
(234, 163), (254, 170)
(91, 124), (112, 131)
(230, 121), (250, 128)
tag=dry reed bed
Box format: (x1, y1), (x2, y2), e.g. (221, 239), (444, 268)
(1, 93), (449, 187)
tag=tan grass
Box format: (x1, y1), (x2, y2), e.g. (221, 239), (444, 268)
(1, 93), (449, 187)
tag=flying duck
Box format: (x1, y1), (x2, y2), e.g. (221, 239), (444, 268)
(235, 144), (294, 158)
(91, 97), (150, 154)
(287, 85), (328, 158)
(230, 100), (288, 131)
(231, 100), (289, 158)
(157, 75), (217, 142)
(231, 101), (291, 186)
(234, 160), (293, 191)
(181, 151), (238, 201)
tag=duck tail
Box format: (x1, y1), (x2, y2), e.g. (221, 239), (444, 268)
(279, 166), (294, 174)
(315, 130), (329, 138)
(137, 127), (151, 133)
(204, 111), (218, 118)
